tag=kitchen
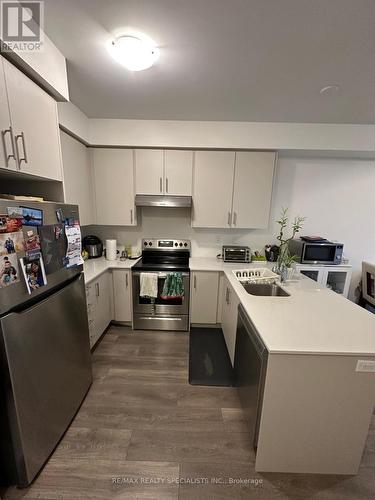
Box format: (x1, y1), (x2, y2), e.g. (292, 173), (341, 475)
(1, 1), (375, 499)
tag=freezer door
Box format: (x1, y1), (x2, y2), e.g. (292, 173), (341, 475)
(0, 273), (92, 487)
(0, 200), (82, 316)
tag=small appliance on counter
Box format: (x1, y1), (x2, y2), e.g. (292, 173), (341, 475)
(265, 245), (280, 262)
(289, 238), (344, 265)
(83, 235), (103, 259)
(222, 245), (251, 263)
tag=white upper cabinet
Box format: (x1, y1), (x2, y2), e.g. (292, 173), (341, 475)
(192, 151), (235, 228)
(192, 150), (275, 229)
(135, 149), (193, 196)
(232, 152), (275, 229)
(0, 59), (16, 171)
(164, 150), (193, 196)
(60, 131), (95, 226)
(92, 148), (136, 226)
(2, 59), (62, 180)
(135, 149), (164, 194)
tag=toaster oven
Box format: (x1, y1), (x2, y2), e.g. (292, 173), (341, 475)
(222, 245), (251, 263)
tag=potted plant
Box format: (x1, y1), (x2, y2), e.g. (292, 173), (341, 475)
(275, 208), (306, 281)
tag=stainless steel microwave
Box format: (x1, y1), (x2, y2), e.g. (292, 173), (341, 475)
(289, 239), (344, 265)
(222, 245), (251, 263)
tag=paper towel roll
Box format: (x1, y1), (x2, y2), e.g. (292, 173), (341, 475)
(106, 239), (117, 261)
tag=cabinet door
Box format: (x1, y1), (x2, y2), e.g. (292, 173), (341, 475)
(3, 59), (62, 180)
(232, 152), (275, 229)
(192, 151), (235, 228)
(113, 270), (132, 322)
(221, 275), (240, 366)
(92, 148), (136, 226)
(61, 131), (95, 226)
(191, 271), (219, 324)
(0, 58), (16, 171)
(95, 272), (113, 338)
(135, 149), (164, 194)
(164, 150), (193, 196)
(324, 268), (352, 297)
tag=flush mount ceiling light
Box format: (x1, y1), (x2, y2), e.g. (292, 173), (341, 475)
(108, 34), (159, 71)
(319, 85), (341, 95)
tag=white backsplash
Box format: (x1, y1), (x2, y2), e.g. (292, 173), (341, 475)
(82, 206), (276, 258)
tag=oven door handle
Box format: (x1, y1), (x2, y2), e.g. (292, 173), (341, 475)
(132, 271), (190, 278)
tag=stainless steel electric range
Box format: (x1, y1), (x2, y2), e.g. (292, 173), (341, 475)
(132, 239), (191, 331)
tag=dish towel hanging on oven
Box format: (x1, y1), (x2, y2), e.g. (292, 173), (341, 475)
(160, 273), (184, 300)
(139, 272), (158, 298)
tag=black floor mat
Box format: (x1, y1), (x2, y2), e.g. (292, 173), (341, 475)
(189, 327), (234, 386)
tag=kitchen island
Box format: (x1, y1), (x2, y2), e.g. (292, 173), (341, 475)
(190, 258), (375, 475)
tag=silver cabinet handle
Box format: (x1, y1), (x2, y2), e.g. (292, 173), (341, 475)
(130, 209), (133, 224)
(15, 132), (28, 168)
(228, 212), (231, 226)
(160, 177), (163, 193)
(1, 127), (16, 168)
(225, 287), (229, 304)
(125, 273), (128, 288)
(95, 282), (100, 296)
(233, 212), (237, 226)
(193, 275), (197, 289)
(166, 177), (169, 193)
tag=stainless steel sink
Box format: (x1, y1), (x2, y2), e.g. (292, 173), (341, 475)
(242, 282), (290, 297)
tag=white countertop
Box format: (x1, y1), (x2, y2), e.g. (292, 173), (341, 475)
(190, 257), (375, 356)
(85, 255), (375, 356)
(189, 256), (256, 271)
(83, 257), (140, 284)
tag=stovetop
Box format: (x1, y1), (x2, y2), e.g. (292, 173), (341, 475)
(132, 238), (191, 273)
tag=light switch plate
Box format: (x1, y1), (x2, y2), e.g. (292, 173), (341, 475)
(356, 360), (375, 372)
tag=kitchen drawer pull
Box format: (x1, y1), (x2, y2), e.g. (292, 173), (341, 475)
(125, 273), (128, 287)
(166, 177), (169, 193)
(95, 282), (100, 296)
(130, 209), (133, 224)
(160, 177), (163, 193)
(233, 212), (237, 226)
(225, 287), (229, 304)
(15, 132), (28, 167)
(1, 127), (16, 167)
(228, 212), (231, 226)
(193, 275), (197, 289)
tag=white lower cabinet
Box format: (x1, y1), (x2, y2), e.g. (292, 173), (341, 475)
(112, 270), (132, 323)
(190, 271), (220, 324)
(221, 274), (240, 366)
(296, 264), (352, 298)
(85, 272), (113, 348)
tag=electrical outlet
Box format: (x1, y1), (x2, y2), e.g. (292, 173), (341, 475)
(355, 360), (375, 373)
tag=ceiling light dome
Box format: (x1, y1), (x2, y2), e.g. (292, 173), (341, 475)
(108, 34), (159, 71)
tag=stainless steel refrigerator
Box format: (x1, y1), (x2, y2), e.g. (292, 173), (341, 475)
(0, 199), (92, 488)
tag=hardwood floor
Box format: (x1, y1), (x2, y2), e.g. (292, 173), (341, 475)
(3, 326), (375, 500)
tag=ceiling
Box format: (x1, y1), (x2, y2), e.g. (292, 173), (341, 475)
(44, 0), (375, 123)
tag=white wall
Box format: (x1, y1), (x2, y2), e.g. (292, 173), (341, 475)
(84, 156), (375, 299)
(58, 102), (90, 144)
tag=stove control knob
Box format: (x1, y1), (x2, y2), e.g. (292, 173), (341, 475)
(144, 242), (148, 246)
(179, 242), (183, 247)
(184, 242), (188, 247)
(149, 242), (153, 246)
(175, 242), (178, 247)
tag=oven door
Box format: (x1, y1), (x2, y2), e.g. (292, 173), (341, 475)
(132, 271), (190, 315)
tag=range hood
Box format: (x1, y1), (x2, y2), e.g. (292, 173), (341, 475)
(135, 195), (192, 208)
